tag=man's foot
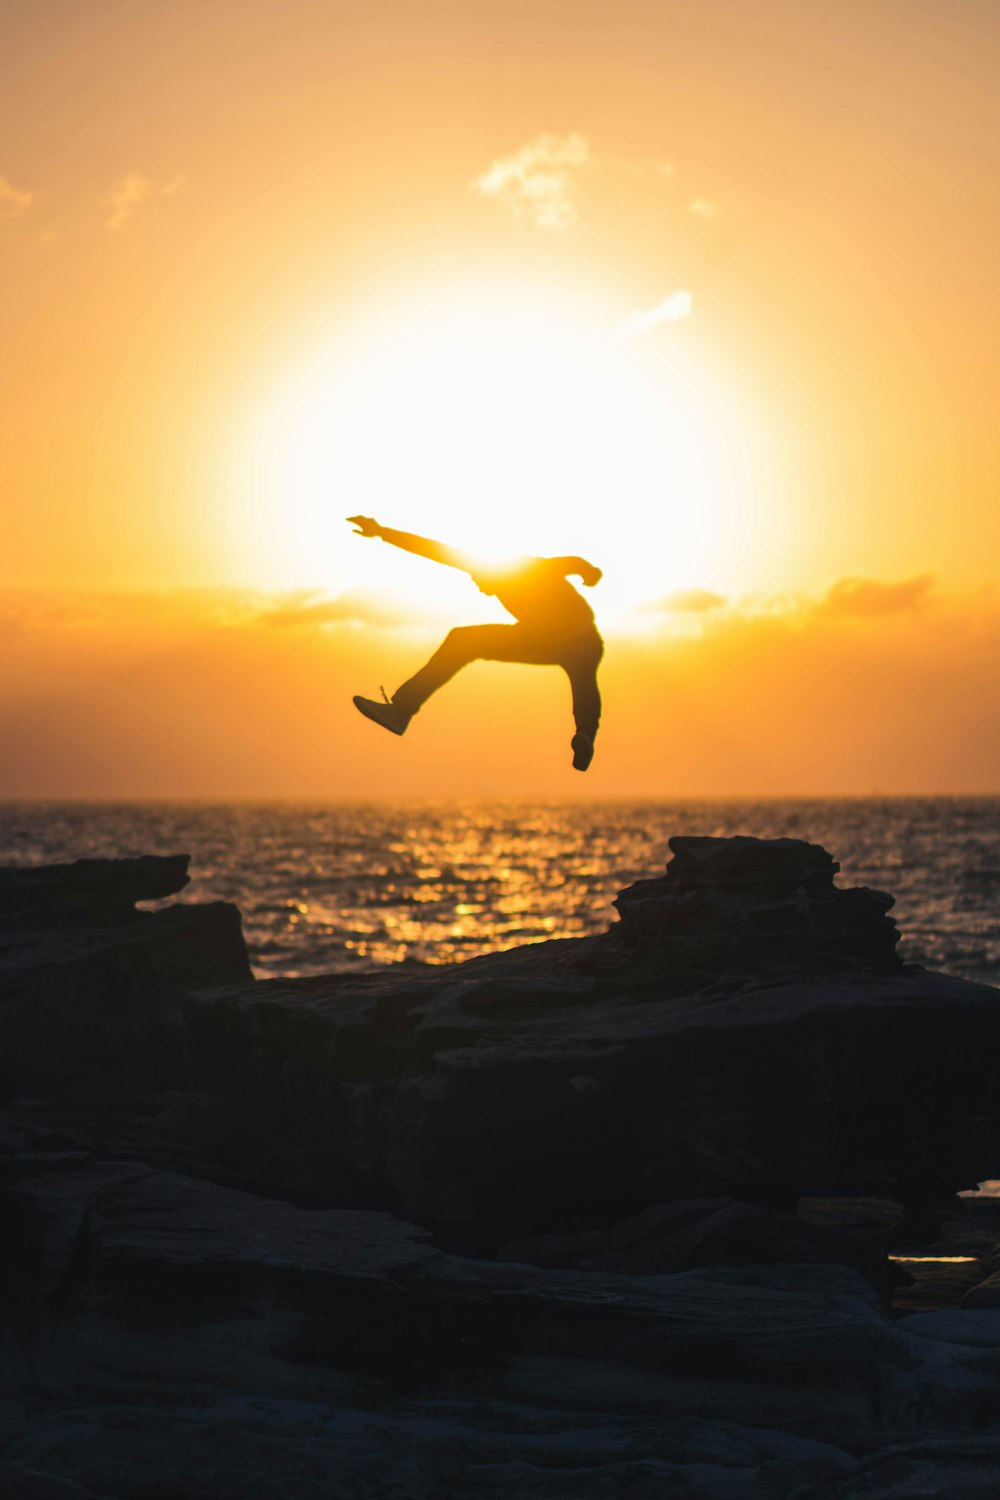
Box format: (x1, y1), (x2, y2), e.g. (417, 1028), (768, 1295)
(571, 732), (595, 772)
(353, 695), (411, 736)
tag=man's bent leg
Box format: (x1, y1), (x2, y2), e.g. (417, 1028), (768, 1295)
(564, 644), (603, 741)
(562, 638), (603, 771)
(391, 625), (530, 718)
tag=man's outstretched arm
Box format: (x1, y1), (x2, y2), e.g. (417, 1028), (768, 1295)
(346, 517), (473, 572)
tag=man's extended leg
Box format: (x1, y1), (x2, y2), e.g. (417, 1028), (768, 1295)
(354, 623), (603, 765)
(355, 624), (550, 734)
(390, 625), (536, 720)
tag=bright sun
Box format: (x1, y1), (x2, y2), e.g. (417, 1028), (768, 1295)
(227, 285), (773, 627)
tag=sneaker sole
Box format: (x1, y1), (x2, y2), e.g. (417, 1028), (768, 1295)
(353, 697), (407, 736)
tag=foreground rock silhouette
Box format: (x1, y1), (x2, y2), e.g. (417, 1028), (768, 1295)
(4, 839), (1000, 1499)
(186, 835), (999, 1243)
(0, 853), (250, 1105)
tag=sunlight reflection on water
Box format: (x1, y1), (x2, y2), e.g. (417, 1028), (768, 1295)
(1, 798), (999, 987)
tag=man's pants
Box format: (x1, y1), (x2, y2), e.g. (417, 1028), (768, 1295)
(392, 624), (604, 738)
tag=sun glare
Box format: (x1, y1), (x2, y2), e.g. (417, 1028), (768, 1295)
(227, 286), (772, 626)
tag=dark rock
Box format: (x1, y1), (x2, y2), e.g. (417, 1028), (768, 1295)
(796, 1440), (1000, 1499)
(185, 954), (1000, 1247)
(0, 854), (190, 928)
(498, 1196), (890, 1293)
(661, 836), (840, 890)
(5, 1403), (854, 1500)
(798, 1198), (906, 1236)
(97, 1089), (338, 1202)
(0, 855), (252, 1106)
(879, 1310), (1000, 1436)
(0, 1141), (437, 1402)
(613, 836), (899, 970)
(0, 1461), (105, 1499)
(3, 1141), (883, 1371)
(962, 1271), (1000, 1308)
(3, 1146), (888, 1453)
(0, 1090), (338, 1207)
(6, 838), (1000, 1500)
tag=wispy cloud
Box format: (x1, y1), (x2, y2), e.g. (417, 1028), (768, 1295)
(642, 588), (728, 614)
(3, 584), (998, 796)
(102, 173), (186, 229)
(260, 589), (429, 629)
(816, 575), (935, 619)
(620, 289), (693, 336)
(0, 176), (33, 218)
(634, 575), (938, 633)
(472, 134), (739, 248)
(103, 174), (153, 230)
(472, 132), (590, 232)
(689, 195), (750, 228)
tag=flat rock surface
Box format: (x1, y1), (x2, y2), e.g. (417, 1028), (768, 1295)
(3, 1142), (889, 1453)
(94, 1167), (438, 1279)
(797, 1440), (1000, 1499)
(5, 1401), (856, 1500)
(186, 959), (1000, 1243)
(498, 1196), (890, 1292)
(0, 1460), (106, 1499)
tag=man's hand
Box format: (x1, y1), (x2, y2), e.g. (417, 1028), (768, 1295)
(346, 515), (382, 538)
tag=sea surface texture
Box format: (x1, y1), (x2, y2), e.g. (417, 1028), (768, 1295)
(1, 799), (998, 985)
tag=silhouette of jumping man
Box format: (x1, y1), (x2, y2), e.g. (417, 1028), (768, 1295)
(347, 516), (604, 771)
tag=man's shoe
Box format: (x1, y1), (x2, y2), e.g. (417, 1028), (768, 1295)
(571, 732), (595, 772)
(353, 695), (410, 736)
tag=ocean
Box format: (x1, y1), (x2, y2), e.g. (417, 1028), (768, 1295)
(2, 798), (999, 985)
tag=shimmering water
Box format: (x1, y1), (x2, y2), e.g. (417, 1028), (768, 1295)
(1, 799), (999, 985)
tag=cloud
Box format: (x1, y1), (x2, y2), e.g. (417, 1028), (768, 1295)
(0, 588), (278, 639)
(259, 589), (428, 629)
(689, 195), (750, 229)
(471, 132), (590, 231)
(632, 575), (937, 634)
(642, 588), (728, 614)
(103, 174), (153, 230)
(620, 289), (693, 336)
(815, 575), (935, 619)
(102, 173), (185, 229)
(0, 176), (33, 218)
(472, 135), (736, 244)
(3, 584), (1000, 797)
(0, 586), (432, 636)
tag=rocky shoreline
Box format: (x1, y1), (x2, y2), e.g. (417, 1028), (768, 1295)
(3, 838), (1000, 1497)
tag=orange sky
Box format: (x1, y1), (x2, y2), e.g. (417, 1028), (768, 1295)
(2, 0), (999, 795)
